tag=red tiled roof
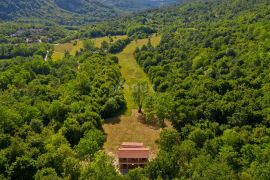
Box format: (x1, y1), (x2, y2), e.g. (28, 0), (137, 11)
(121, 142), (144, 148)
(118, 148), (150, 158)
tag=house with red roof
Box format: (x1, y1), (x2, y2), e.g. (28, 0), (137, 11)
(117, 142), (150, 172)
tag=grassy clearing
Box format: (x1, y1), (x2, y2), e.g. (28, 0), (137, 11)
(116, 35), (161, 115)
(52, 35), (127, 60)
(103, 110), (161, 155)
(52, 34), (163, 153)
(93, 35), (128, 48)
(103, 35), (162, 154)
(52, 40), (83, 60)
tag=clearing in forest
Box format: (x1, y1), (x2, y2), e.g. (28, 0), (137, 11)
(103, 35), (162, 154)
(117, 35), (161, 115)
(52, 40), (84, 60)
(52, 35), (127, 60)
(93, 35), (128, 48)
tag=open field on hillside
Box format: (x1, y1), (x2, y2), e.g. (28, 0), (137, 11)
(52, 40), (83, 60)
(52, 35), (128, 60)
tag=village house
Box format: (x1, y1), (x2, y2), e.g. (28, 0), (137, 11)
(117, 142), (150, 173)
(26, 38), (42, 43)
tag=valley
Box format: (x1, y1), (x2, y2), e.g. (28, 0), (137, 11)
(0, 0), (270, 179)
(0, 0), (179, 25)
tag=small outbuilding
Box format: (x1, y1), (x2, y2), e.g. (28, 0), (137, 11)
(117, 142), (150, 173)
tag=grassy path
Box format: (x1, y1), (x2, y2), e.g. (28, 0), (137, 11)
(116, 36), (161, 115)
(103, 35), (161, 154)
(51, 34), (162, 154)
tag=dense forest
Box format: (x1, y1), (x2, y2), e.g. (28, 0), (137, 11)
(133, 0), (270, 179)
(0, 47), (125, 179)
(0, 0), (270, 179)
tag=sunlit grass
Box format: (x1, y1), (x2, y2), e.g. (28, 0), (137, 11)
(52, 35), (128, 60)
(116, 35), (161, 115)
(103, 110), (161, 155)
(52, 40), (83, 60)
(103, 35), (163, 154)
(93, 35), (128, 48)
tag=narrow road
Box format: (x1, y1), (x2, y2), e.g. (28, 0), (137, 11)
(44, 50), (49, 61)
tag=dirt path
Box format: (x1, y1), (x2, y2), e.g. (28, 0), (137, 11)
(103, 35), (162, 154)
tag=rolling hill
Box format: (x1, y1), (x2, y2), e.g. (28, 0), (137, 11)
(0, 0), (179, 25)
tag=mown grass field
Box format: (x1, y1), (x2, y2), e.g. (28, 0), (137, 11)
(103, 35), (162, 154)
(116, 35), (161, 115)
(52, 40), (84, 60)
(103, 110), (161, 155)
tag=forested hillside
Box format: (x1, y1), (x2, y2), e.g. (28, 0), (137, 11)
(0, 0), (118, 25)
(0, 0), (179, 25)
(132, 0), (270, 179)
(104, 0), (179, 11)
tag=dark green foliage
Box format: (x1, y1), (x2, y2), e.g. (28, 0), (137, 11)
(127, 25), (156, 38)
(131, 0), (270, 179)
(124, 168), (147, 180)
(80, 151), (119, 179)
(145, 93), (175, 127)
(108, 38), (131, 54)
(35, 168), (60, 180)
(132, 81), (149, 113)
(135, 0), (270, 128)
(75, 130), (105, 159)
(159, 129), (180, 151)
(8, 156), (37, 180)
(62, 157), (81, 180)
(0, 43), (50, 59)
(30, 119), (43, 133)
(0, 48), (124, 178)
(145, 122), (270, 179)
(83, 39), (95, 51)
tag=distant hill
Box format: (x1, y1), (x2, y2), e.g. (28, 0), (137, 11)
(0, 0), (118, 25)
(105, 0), (179, 11)
(0, 0), (179, 25)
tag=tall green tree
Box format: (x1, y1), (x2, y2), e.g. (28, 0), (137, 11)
(132, 81), (149, 113)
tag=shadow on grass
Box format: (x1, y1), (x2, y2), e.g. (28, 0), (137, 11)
(104, 116), (121, 125)
(103, 105), (127, 125)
